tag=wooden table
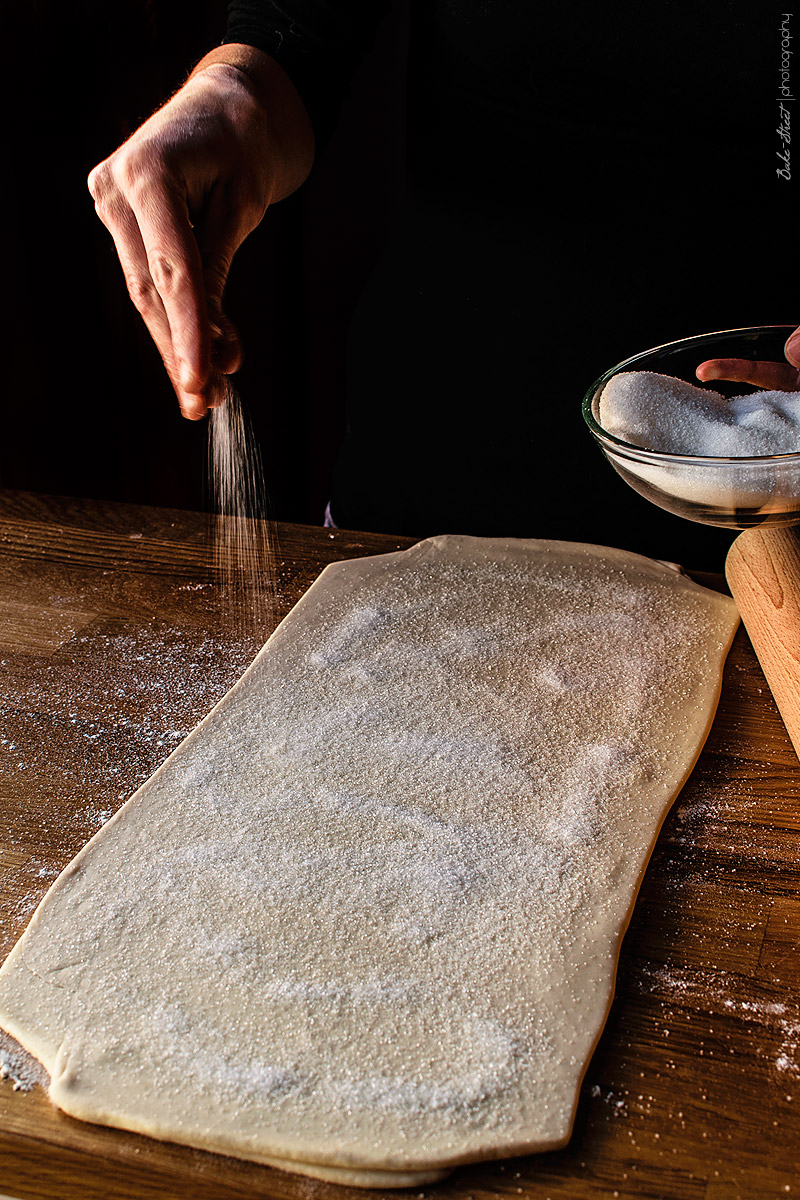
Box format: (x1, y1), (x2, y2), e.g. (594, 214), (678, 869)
(0, 490), (798, 1200)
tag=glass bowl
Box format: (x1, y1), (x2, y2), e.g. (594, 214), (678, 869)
(581, 326), (800, 529)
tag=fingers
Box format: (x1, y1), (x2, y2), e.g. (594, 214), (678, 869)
(696, 357), (800, 392)
(127, 179), (210, 397)
(206, 369), (230, 410)
(209, 308), (243, 376)
(89, 160), (214, 420)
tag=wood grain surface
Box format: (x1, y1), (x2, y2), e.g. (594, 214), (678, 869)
(0, 489), (798, 1200)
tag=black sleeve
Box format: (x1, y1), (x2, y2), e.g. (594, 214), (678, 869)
(224, 1), (390, 145)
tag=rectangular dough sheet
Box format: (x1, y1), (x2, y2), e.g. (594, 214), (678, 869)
(0, 535), (739, 1186)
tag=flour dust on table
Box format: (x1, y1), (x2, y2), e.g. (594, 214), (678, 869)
(0, 535), (739, 1186)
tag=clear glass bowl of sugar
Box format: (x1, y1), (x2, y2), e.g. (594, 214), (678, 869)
(582, 325), (800, 529)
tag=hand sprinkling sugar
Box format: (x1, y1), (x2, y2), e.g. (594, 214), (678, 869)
(87, 46), (314, 421)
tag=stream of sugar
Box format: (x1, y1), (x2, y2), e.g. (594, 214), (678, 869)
(207, 378), (280, 639)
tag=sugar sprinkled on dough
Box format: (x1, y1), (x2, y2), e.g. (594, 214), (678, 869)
(0, 536), (739, 1181)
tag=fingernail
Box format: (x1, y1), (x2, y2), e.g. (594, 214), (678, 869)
(180, 403), (207, 422)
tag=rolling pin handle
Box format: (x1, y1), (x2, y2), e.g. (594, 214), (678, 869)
(725, 525), (800, 760)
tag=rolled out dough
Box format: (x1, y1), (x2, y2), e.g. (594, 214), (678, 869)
(0, 536), (739, 1185)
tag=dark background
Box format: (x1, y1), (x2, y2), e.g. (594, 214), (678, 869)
(1, 1), (797, 547)
(1, 0), (407, 525)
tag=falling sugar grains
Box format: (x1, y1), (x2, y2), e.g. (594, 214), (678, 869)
(207, 377), (279, 639)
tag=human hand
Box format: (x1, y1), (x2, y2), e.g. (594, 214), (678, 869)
(88, 46), (314, 419)
(695, 327), (800, 392)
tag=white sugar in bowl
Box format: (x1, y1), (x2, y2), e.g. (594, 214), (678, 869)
(582, 326), (800, 529)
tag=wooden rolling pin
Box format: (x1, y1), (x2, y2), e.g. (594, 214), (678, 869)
(726, 525), (800, 759)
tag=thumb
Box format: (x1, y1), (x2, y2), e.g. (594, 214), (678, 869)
(208, 300), (242, 376)
(785, 326), (800, 368)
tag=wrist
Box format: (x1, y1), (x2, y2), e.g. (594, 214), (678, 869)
(187, 44), (315, 198)
(188, 44), (281, 100)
